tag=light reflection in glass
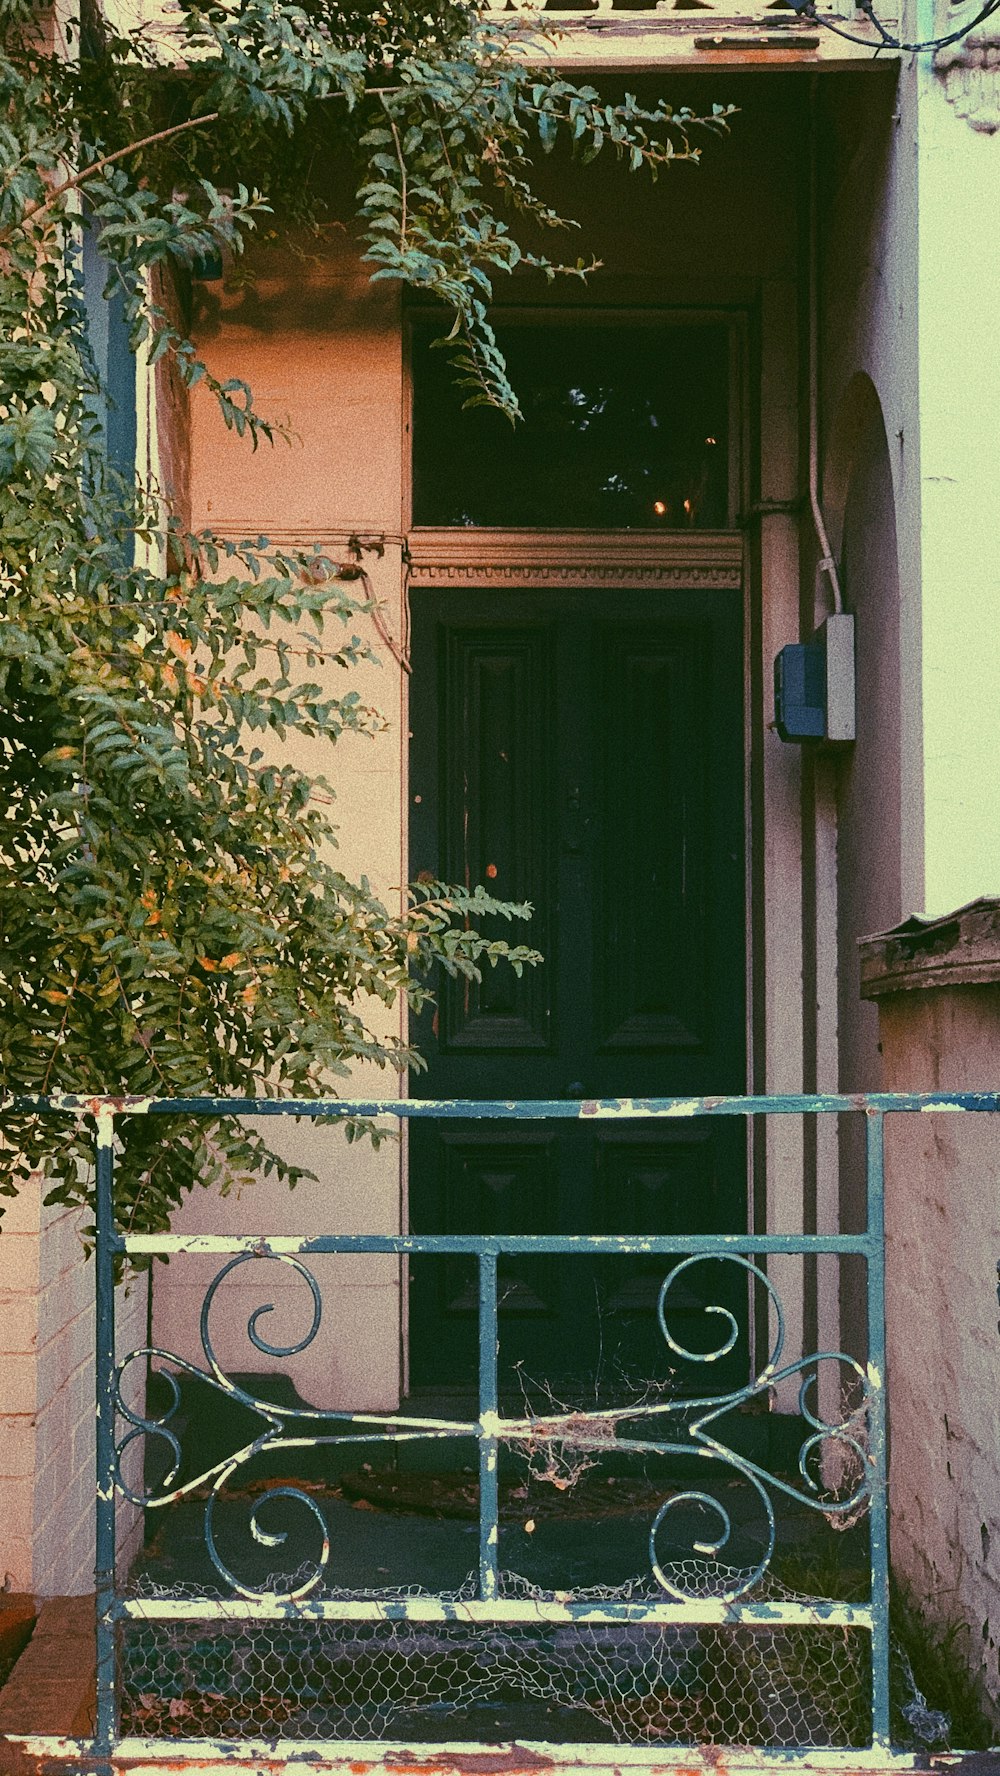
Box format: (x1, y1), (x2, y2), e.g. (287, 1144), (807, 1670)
(411, 319), (731, 530)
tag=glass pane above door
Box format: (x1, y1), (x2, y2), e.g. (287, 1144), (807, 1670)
(410, 317), (733, 530)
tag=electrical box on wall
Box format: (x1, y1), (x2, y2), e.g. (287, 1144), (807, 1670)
(774, 612), (855, 744)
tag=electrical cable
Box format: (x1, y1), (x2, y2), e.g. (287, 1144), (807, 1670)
(786, 0), (1000, 55)
(807, 73), (843, 617)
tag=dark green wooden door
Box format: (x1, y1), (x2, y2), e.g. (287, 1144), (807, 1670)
(408, 586), (746, 1401)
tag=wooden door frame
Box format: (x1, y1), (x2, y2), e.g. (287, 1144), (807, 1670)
(400, 527), (753, 1394)
(395, 297), (803, 1400)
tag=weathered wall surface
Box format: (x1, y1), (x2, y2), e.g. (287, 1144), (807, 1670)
(151, 220), (407, 1410)
(804, 71), (911, 1376)
(835, 392), (904, 1356)
(835, 397), (903, 1115)
(0, 1184), (146, 1595)
(882, 1001), (1000, 1732)
(861, 909), (1000, 1735)
(818, 50), (1000, 928)
(814, 57), (1000, 1406)
(817, 68), (919, 922)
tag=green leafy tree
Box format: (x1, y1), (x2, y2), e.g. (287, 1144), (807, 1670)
(0, 0), (734, 1236)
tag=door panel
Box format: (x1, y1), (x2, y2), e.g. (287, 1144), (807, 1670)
(437, 627), (553, 1052)
(408, 587), (746, 1399)
(427, 1130), (564, 1394)
(596, 629), (713, 1053)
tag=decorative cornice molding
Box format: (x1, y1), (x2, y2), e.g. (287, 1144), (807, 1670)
(936, 14), (1000, 132)
(405, 529), (742, 591)
(408, 562), (741, 590)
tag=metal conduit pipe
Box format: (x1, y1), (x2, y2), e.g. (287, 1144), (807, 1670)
(809, 74), (844, 617)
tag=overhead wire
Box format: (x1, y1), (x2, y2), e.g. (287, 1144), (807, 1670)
(787, 0), (1000, 54)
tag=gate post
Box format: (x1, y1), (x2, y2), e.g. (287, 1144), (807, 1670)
(94, 1108), (118, 1765)
(865, 1108), (892, 1750)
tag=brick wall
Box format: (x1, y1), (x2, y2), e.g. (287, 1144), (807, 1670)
(861, 913), (1000, 1736)
(0, 1180), (146, 1596)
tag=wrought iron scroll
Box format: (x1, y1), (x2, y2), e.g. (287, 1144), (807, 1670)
(113, 1250), (480, 1600)
(641, 1254), (874, 1602)
(113, 1246), (873, 1607)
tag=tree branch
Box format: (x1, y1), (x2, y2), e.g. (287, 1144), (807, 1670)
(0, 112), (221, 245)
(380, 96), (408, 252)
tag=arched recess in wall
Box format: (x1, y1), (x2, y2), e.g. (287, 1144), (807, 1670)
(826, 376), (903, 1277)
(819, 372), (892, 612)
(827, 372), (902, 1030)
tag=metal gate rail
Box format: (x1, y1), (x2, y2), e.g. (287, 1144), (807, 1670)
(9, 1089), (1000, 1768)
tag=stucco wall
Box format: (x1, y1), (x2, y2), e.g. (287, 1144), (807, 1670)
(804, 73), (912, 1373)
(817, 68), (920, 918)
(150, 222), (408, 1410)
(818, 50), (1000, 929)
(813, 55), (1000, 1418)
(835, 401), (904, 1360)
(835, 401), (903, 1097)
(913, 54), (1000, 916)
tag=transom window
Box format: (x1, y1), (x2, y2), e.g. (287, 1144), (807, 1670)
(410, 315), (734, 530)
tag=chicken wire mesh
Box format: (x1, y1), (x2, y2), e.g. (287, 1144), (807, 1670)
(121, 1566), (874, 1748)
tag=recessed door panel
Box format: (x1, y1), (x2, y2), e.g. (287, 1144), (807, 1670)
(596, 629), (713, 1053)
(438, 629), (553, 1052)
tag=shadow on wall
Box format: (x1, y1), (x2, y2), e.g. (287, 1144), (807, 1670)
(827, 376), (903, 1339)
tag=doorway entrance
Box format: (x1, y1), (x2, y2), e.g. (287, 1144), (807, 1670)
(407, 582), (747, 1401)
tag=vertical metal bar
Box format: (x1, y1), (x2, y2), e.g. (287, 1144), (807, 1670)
(478, 1248), (500, 1601)
(865, 1108), (892, 1750)
(94, 1109), (118, 1761)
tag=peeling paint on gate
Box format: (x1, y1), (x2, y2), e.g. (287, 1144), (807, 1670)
(7, 1091), (999, 1768)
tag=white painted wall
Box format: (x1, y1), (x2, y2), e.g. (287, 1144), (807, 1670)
(818, 36), (1000, 927)
(914, 54), (1000, 915)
